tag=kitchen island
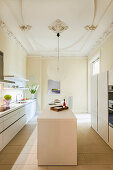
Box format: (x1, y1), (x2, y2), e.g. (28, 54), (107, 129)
(37, 107), (77, 165)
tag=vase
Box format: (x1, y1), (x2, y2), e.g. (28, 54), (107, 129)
(31, 94), (35, 99)
(4, 99), (11, 107)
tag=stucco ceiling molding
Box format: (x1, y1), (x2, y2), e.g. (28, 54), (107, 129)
(0, 20), (28, 54)
(63, 0), (113, 51)
(89, 21), (113, 54)
(60, 0), (96, 51)
(0, 0), (21, 25)
(0, 0), (113, 57)
(95, 0), (113, 26)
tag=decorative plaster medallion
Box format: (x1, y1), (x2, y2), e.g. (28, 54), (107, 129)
(84, 25), (97, 31)
(48, 19), (68, 34)
(19, 24), (32, 31)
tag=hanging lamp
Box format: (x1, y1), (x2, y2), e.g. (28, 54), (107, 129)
(48, 19), (68, 80)
(19, 0), (32, 31)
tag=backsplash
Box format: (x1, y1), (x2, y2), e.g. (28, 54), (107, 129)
(0, 84), (25, 105)
(3, 89), (23, 103)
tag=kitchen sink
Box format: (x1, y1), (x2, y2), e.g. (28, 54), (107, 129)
(17, 101), (28, 104)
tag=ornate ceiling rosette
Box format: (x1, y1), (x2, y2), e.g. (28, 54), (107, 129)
(48, 19), (68, 34)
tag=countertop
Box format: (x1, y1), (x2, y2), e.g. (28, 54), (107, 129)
(0, 99), (37, 118)
(38, 106), (76, 120)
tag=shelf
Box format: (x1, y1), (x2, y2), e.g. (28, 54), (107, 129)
(109, 123), (113, 128)
(4, 88), (29, 90)
(4, 75), (29, 82)
(108, 108), (113, 111)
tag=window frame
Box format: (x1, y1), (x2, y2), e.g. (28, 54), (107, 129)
(92, 58), (100, 75)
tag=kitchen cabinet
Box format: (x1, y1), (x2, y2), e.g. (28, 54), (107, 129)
(0, 122), (3, 133)
(109, 126), (113, 149)
(0, 134), (3, 151)
(91, 75), (98, 132)
(108, 69), (113, 85)
(26, 100), (36, 122)
(0, 100), (37, 151)
(38, 107), (77, 165)
(91, 70), (113, 149)
(98, 72), (108, 143)
(18, 115), (26, 130)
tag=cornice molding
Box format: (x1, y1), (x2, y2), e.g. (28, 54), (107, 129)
(0, 20), (28, 54)
(27, 55), (88, 59)
(89, 21), (113, 56)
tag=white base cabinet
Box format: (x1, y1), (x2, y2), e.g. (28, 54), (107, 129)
(98, 72), (108, 143)
(38, 108), (77, 165)
(0, 100), (37, 151)
(26, 101), (36, 123)
(91, 72), (108, 143)
(91, 75), (98, 132)
(0, 134), (3, 151)
(108, 126), (113, 149)
(108, 69), (113, 85)
(91, 69), (113, 150)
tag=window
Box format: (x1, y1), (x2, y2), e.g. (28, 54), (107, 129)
(92, 59), (100, 75)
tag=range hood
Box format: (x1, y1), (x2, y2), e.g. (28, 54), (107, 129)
(0, 51), (15, 84)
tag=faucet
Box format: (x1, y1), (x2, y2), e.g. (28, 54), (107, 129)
(16, 94), (21, 102)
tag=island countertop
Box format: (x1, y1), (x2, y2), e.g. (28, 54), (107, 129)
(38, 106), (76, 120)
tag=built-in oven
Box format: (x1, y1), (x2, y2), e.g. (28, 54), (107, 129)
(108, 85), (113, 128)
(108, 107), (113, 128)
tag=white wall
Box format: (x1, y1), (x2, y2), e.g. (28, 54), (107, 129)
(0, 28), (27, 78)
(89, 32), (113, 73)
(0, 27), (27, 104)
(27, 57), (88, 113)
(88, 32), (113, 113)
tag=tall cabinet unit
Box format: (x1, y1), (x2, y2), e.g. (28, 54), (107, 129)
(98, 72), (108, 143)
(91, 75), (98, 132)
(91, 69), (113, 149)
(108, 69), (113, 85)
(108, 69), (113, 149)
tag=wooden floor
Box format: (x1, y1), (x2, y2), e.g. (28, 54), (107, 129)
(0, 114), (113, 170)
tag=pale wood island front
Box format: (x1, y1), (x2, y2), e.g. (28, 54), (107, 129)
(37, 107), (77, 165)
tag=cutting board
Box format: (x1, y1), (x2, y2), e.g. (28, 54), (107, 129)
(50, 106), (69, 112)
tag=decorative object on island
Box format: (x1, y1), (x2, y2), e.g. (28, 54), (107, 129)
(50, 105), (68, 112)
(4, 95), (12, 107)
(63, 99), (66, 108)
(28, 84), (39, 99)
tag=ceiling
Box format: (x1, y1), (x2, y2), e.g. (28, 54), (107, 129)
(0, 0), (113, 57)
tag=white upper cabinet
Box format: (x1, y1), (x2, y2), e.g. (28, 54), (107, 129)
(98, 71), (108, 143)
(109, 69), (113, 85)
(91, 75), (98, 132)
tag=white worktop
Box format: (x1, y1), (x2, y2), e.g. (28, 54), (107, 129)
(38, 106), (76, 120)
(0, 99), (37, 118)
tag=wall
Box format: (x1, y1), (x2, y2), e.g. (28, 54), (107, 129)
(0, 28), (27, 78)
(27, 57), (88, 113)
(27, 57), (42, 112)
(0, 27), (27, 105)
(89, 32), (113, 72)
(88, 32), (113, 113)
